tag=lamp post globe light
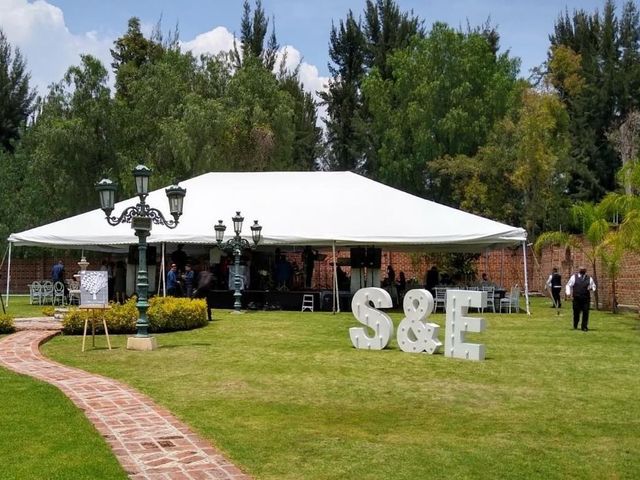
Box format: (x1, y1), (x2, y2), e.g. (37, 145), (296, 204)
(96, 165), (186, 351)
(215, 212), (262, 313)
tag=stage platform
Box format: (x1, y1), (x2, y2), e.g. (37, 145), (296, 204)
(209, 289), (353, 311)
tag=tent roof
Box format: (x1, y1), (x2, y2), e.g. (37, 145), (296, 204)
(8, 171), (526, 251)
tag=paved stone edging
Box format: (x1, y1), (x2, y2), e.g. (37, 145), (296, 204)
(0, 330), (252, 480)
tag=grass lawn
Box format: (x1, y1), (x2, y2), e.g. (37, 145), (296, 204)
(0, 364), (127, 479)
(2, 295), (52, 318)
(1, 298), (126, 479)
(36, 296), (640, 479)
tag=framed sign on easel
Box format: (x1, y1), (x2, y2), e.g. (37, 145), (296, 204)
(79, 271), (112, 352)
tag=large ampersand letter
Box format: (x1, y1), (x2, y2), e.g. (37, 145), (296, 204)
(444, 289), (487, 361)
(397, 289), (442, 354)
(350, 287), (394, 350)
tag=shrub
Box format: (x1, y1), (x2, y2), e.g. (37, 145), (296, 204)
(148, 297), (208, 332)
(62, 298), (138, 335)
(42, 306), (55, 317)
(0, 313), (15, 334)
(61, 297), (207, 335)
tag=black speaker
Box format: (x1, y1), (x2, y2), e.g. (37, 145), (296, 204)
(128, 245), (137, 264)
(350, 247), (366, 267)
(127, 245), (157, 264)
(366, 247), (381, 268)
(146, 246), (157, 264)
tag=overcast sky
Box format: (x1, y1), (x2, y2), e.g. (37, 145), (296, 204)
(0, 0), (620, 99)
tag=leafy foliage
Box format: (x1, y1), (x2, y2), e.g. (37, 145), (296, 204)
(0, 8), (320, 244)
(0, 312), (15, 333)
(0, 29), (36, 153)
(364, 23), (520, 199)
(61, 297), (207, 335)
(548, 0), (640, 200)
(147, 296), (208, 332)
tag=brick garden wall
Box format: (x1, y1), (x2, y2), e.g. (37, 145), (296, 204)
(6, 253), (113, 294)
(6, 240), (639, 311)
(311, 241), (639, 311)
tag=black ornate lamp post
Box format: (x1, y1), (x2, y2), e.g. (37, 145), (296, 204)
(96, 165), (186, 350)
(215, 212), (262, 313)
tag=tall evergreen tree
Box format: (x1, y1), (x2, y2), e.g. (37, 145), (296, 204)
(233, 0), (279, 70)
(0, 29), (36, 152)
(322, 0), (421, 172)
(548, 0), (640, 200)
(320, 12), (367, 171)
(363, 0), (423, 79)
(110, 17), (164, 101)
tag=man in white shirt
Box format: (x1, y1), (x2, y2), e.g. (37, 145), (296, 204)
(546, 267), (562, 308)
(565, 266), (597, 331)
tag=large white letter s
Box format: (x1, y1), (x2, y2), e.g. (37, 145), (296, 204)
(350, 287), (394, 350)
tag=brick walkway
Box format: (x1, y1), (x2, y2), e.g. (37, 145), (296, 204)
(0, 325), (251, 480)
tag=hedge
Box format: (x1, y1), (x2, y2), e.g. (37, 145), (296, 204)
(62, 297), (208, 335)
(0, 313), (15, 334)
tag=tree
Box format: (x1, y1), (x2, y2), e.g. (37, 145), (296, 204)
(232, 0), (278, 70)
(25, 55), (116, 220)
(321, 0), (422, 172)
(547, 0), (640, 201)
(362, 23), (519, 199)
(0, 29), (36, 152)
(278, 69), (322, 170)
(320, 12), (367, 171)
(431, 87), (571, 235)
(362, 0), (424, 79)
(110, 17), (164, 101)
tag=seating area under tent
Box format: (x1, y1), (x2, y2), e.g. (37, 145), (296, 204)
(5, 171), (530, 313)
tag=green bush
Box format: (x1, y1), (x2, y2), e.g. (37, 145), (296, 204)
(61, 297), (207, 335)
(42, 306), (55, 317)
(0, 313), (16, 334)
(62, 299), (138, 335)
(148, 297), (208, 332)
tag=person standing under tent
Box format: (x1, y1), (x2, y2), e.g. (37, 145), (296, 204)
(565, 266), (596, 331)
(51, 260), (65, 282)
(183, 263), (195, 297)
(302, 246), (318, 289)
(546, 267), (562, 308)
(167, 263), (180, 296)
(194, 267), (215, 321)
(425, 265), (439, 295)
(114, 261), (127, 303)
(396, 271), (407, 303)
(170, 244), (188, 273)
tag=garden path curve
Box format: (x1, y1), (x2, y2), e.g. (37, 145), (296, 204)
(0, 320), (252, 480)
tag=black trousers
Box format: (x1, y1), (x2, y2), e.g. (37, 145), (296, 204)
(572, 296), (590, 330)
(194, 288), (214, 321)
(551, 287), (561, 308)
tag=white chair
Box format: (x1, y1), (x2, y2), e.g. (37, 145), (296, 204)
(499, 286), (521, 313)
(481, 286), (496, 313)
(41, 280), (54, 305)
(53, 281), (66, 306)
(301, 294), (314, 312)
(433, 287), (446, 313)
(68, 279), (80, 305)
(29, 281), (42, 305)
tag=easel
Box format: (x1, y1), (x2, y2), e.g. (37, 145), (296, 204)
(80, 304), (112, 352)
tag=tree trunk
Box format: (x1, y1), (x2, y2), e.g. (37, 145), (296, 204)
(611, 277), (618, 314)
(591, 259), (599, 310)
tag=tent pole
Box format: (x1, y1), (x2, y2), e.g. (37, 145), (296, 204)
(5, 242), (12, 306)
(331, 240), (340, 313)
(522, 241), (531, 315)
(161, 242), (166, 297)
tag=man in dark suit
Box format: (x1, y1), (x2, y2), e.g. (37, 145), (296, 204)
(565, 266), (596, 331)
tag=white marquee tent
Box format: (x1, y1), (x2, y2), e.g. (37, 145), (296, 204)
(5, 171), (530, 311)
